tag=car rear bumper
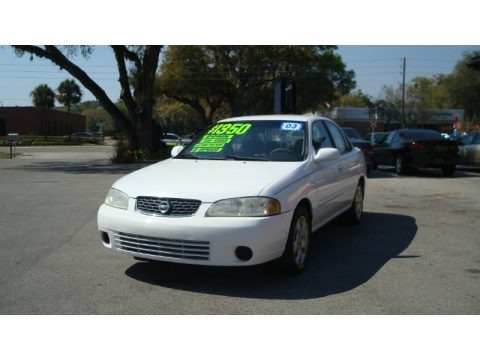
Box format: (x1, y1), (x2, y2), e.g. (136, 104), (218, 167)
(408, 154), (458, 168)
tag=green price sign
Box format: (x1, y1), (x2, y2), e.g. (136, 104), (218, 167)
(192, 123), (252, 153)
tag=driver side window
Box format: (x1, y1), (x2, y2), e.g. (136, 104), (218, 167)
(325, 121), (348, 154)
(312, 121), (333, 151)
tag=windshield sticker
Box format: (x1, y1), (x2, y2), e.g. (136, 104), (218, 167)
(207, 123), (252, 135)
(280, 122), (303, 131)
(192, 123), (252, 153)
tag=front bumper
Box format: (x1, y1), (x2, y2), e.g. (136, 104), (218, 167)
(97, 201), (293, 266)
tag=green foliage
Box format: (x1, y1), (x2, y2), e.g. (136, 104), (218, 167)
(81, 106), (115, 134)
(57, 79), (83, 113)
(157, 46), (355, 124)
(444, 51), (480, 122)
(30, 84), (55, 109)
(155, 97), (205, 134)
(0, 136), (102, 146)
(111, 138), (172, 164)
(377, 52), (480, 126)
(336, 89), (373, 107)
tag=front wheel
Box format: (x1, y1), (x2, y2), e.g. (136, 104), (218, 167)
(279, 206), (311, 275)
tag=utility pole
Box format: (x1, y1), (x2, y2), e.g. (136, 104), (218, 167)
(401, 57), (406, 128)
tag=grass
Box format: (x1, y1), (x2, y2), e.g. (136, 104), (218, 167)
(0, 151), (15, 159)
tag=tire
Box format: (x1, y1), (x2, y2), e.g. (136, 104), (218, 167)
(344, 181), (365, 225)
(279, 206), (311, 275)
(395, 155), (408, 175)
(442, 165), (455, 177)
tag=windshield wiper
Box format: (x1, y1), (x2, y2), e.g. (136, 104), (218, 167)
(178, 153), (200, 159)
(223, 155), (269, 161)
(179, 154), (269, 161)
(179, 154), (228, 160)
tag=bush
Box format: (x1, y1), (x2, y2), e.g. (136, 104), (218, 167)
(0, 136), (103, 147)
(111, 139), (173, 164)
(111, 139), (135, 164)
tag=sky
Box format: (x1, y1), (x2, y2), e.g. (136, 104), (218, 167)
(1, 45), (479, 108)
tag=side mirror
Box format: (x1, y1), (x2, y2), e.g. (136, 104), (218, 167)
(171, 145), (184, 157)
(313, 147), (340, 164)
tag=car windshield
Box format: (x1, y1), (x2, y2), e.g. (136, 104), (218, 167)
(177, 120), (307, 161)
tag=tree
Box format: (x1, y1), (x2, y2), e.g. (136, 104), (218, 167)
(81, 106), (115, 135)
(336, 89), (373, 107)
(157, 46), (355, 125)
(444, 51), (480, 122)
(30, 84), (55, 109)
(57, 79), (82, 113)
(30, 83), (55, 139)
(156, 46), (227, 126)
(13, 45), (162, 151)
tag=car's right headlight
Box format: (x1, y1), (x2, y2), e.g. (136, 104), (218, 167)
(105, 188), (129, 210)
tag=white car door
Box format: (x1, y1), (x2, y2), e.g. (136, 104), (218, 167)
(309, 121), (344, 230)
(324, 121), (362, 211)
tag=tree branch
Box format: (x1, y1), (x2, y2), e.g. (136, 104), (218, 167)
(12, 45), (135, 138)
(110, 46), (138, 123)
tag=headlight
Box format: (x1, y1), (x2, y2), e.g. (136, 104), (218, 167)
(206, 197), (281, 217)
(105, 188), (129, 210)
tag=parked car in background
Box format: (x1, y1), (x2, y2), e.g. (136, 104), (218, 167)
(372, 129), (459, 176)
(458, 131), (480, 166)
(366, 131), (388, 146)
(98, 115), (367, 275)
(342, 127), (374, 174)
(161, 133), (192, 146)
(70, 131), (104, 142)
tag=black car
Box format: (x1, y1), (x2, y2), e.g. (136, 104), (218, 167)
(342, 127), (374, 174)
(372, 129), (459, 176)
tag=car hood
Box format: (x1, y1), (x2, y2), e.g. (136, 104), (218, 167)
(112, 158), (304, 202)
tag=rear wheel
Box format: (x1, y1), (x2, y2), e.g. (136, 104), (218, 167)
(279, 206), (311, 275)
(395, 155), (408, 175)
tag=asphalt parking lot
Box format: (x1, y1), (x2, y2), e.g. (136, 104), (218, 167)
(0, 146), (479, 314)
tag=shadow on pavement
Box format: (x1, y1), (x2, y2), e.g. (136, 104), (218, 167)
(125, 211), (418, 300)
(369, 166), (480, 179)
(13, 160), (148, 175)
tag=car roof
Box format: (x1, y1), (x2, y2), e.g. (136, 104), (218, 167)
(218, 114), (331, 124)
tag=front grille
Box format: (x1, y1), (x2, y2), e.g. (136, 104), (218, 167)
(113, 232), (210, 261)
(136, 197), (201, 216)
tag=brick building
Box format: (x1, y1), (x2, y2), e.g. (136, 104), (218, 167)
(0, 107), (86, 136)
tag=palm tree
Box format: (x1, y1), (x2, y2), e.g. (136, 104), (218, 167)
(30, 84), (55, 139)
(57, 79), (82, 113)
(30, 84), (55, 109)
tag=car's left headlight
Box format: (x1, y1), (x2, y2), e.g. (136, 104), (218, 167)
(206, 197), (281, 217)
(105, 188), (129, 210)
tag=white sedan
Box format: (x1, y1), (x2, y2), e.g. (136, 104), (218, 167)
(98, 115), (367, 274)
